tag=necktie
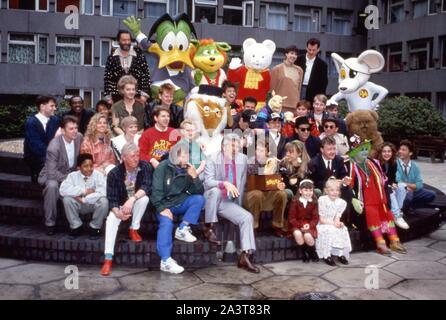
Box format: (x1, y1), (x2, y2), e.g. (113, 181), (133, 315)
(326, 160), (333, 177)
(404, 164), (409, 176)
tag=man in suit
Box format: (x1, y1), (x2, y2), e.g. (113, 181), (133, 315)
(203, 133), (259, 273)
(38, 116), (83, 235)
(24, 95), (60, 182)
(104, 30), (151, 102)
(295, 38), (328, 103)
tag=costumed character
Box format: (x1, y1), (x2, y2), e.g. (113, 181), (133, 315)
(327, 50), (388, 111)
(227, 38), (276, 111)
(347, 137), (407, 256)
(190, 39), (231, 87)
(345, 109), (384, 158)
(281, 112), (296, 139)
(255, 91), (286, 129)
(183, 85), (233, 156)
(124, 14), (196, 105)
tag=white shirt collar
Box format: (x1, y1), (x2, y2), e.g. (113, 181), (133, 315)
(155, 124), (169, 132)
(299, 196), (312, 208)
(35, 112), (49, 128)
(399, 159), (411, 169)
(306, 55), (316, 63)
(63, 136), (74, 146)
(113, 46), (137, 57)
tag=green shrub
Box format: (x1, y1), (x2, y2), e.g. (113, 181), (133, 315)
(377, 96), (446, 137)
(0, 100), (69, 139)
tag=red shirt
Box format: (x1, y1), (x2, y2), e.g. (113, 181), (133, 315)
(138, 126), (178, 163)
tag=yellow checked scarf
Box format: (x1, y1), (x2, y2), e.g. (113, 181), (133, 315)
(244, 68), (265, 89)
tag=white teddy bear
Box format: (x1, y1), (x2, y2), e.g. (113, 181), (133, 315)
(327, 50), (388, 112)
(227, 38), (276, 111)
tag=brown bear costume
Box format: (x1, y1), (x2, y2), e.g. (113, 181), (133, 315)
(345, 110), (384, 158)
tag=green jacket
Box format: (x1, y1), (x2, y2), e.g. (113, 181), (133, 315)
(151, 160), (204, 212)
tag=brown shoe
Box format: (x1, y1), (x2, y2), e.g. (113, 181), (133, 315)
(390, 241), (407, 254)
(237, 251), (260, 273)
(203, 224), (220, 245)
(376, 243), (392, 256)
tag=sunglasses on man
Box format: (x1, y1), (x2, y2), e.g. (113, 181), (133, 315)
(299, 127), (311, 132)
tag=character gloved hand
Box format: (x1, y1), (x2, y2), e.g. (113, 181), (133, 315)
(229, 57), (242, 70)
(123, 16), (142, 38)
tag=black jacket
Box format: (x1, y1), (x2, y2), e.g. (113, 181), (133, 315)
(104, 47), (151, 102)
(295, 55), (328, 102)
(308, 154), (348, 191)
(144, 100), (184, 129)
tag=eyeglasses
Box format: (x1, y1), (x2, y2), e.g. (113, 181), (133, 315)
(324, 125), (335, 129)
(299, 127), (311, 132)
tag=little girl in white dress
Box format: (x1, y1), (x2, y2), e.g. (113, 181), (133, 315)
(316, 179), (352, 266)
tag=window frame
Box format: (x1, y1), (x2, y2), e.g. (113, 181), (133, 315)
(7, 33), (49, 65)
(192, 0), (217, 24)
(386, 0), (405, 24)
(101, 0), (137, 17)
(144, 0), (169, 18)
(259, 2), (289, 31)
(293, 5), (321, 33)
(326, 9), (352, 36)
(7, 0), (49, 12)
(242, 1), (255, 27)
(56, 36), (94, 66)
(408, 39), (434, 71)
(81, 0), (95, 15)
(441, 37), (446, 69)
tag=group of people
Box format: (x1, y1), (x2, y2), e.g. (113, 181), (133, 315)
(23, 30), (437, 276)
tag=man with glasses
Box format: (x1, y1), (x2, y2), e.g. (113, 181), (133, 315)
(292, 117), (320, 158)
(319, 117), (349, 157)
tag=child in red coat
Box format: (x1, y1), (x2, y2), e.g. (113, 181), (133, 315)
(288, 179), (319, 263)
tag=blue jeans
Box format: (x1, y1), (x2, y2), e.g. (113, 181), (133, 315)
(156, 195), (205, 261)
(405, 188), (436, 209)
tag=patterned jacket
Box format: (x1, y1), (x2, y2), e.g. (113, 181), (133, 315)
(103, 47), (151, 101)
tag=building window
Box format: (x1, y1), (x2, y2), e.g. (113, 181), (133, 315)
(8, 0), (48, 11)
(82, 0), (94, 14)
(385, 0), (404, 24)
(144, 0), (168, 18)
(293, 5), (320, 33)
(56, 36), (94, 66)
(56, 0), (79, 12)
(7, 33), (48, 64)
(437, 93), (446, 117)
(193, 0), (217, 24)
(260, 3), (288, 31)
(243, 1), (254, 27)
(100, 39), (120, 67)
(101, 0), (137, 17)
(382, 43), (403, 72)
(327, 9), (352, 35)
(441, 37), (446, 68)
(223, 0), (243, 26)
(443, 0), (446, 11)
(65, 89), (94, 109)
(408, 39), (434, 70)
(412, 0), (437, 18)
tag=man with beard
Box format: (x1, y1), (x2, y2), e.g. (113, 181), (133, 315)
(63, 96), (94, 135)
(104, 30), (151, 102)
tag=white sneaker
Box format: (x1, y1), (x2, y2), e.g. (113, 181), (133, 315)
(395, 217), (410, 230)
(160, 257), (184, 274)
(175, 226), (197, 242)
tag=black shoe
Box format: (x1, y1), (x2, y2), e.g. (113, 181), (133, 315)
(89, 227), (101, 240)
(323, 256), (336, 266)
(301, 245), (310, 263)
(69, 226), (83, 239)
(46, 226), (55, 236)
(308, 245), (319, 262)
(338, 256), (349, 265)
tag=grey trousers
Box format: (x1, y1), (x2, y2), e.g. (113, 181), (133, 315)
(62, 197), (109, 230)
(204, 187), (256, 252)
(43, 180), (60, 227)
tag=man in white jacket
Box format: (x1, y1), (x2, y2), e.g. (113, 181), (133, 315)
(60, 153), (109, 239)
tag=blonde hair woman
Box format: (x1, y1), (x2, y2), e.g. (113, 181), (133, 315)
(111, 75), (145, 135)
(81, 113), (117, 175)
(111, 116), (141, 162)
(280, 140), (311, 198)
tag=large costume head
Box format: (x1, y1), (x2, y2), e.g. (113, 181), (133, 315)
(148, 13), (197, 73)
(345, 110), (384, 157)
(191, 39), (231, 74)
(243, 38), (276, 71)
(327, 50), (388, 111)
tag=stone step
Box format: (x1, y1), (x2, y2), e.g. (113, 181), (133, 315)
(0, 173), (42, 199)
(0, 152), (29, 176)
